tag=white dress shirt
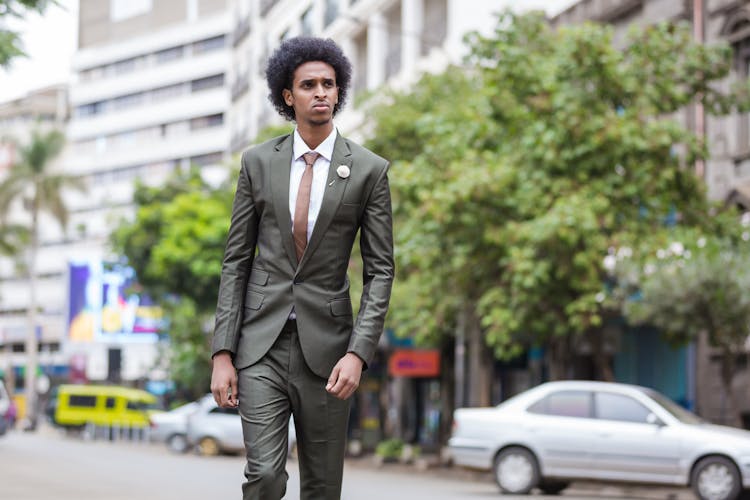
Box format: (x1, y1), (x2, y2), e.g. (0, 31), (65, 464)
(289, 127), (337, 241)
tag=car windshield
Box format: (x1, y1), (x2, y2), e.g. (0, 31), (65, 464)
(642, 388), (704, 424)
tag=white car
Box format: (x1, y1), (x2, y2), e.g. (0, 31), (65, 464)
(449, 380), (750, 500)
(186, 394), (296, 457)
(149, 400), (200, 453)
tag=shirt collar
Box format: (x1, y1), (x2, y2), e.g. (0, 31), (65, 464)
(293, 127), (337, 163)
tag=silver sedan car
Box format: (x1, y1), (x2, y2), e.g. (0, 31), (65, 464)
(449, 380), (750, 500)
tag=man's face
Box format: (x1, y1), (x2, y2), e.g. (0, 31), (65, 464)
(283, 61), (339, 127)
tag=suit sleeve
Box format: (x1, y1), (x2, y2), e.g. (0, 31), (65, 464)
(348, 161), (394, 366)
(211, 151), (258, 357)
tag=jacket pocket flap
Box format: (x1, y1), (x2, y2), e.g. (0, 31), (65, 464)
(245, 290), (264, 310)
(329, 298), (352, 317)
(249, 269), (269, 286)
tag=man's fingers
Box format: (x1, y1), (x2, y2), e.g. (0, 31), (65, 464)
(230, 377), (239, 406)
(326, 365), (340, 391)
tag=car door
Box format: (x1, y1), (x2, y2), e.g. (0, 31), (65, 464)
(589, 390), (683, 484)
(523, 390), (597, 478)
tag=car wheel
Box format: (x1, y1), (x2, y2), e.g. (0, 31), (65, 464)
(197, 437), (221, 457)
(538, 480), (569, 495)
(692, 456), (741, 500)
(493, 447), (539, 494)
(167, 434), (189, 454)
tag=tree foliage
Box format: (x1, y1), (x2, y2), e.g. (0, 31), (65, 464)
(367, 12), (748, 375)
(111, 167), (233, 311)
(111, 166), (233, 397)
(0, 0), (54, 67)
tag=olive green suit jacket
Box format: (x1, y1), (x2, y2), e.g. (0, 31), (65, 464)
(211, 132), (394, 379)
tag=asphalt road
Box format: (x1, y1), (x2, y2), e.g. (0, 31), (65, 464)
(0, 427), (695, 500)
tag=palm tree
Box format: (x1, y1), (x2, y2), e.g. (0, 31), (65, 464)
(0, 129), (84, 429)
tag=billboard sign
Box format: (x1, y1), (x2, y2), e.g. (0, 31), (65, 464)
(67, 261), (162, 343)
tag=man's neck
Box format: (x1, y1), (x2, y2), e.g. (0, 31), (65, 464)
(297, 123), (333, 150)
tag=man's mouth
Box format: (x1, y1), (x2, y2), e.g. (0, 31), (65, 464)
(313, 102), (329, 110)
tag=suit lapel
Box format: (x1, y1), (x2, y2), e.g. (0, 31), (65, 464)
(297, 135), (352, 271)
(270, 134), (298, 270)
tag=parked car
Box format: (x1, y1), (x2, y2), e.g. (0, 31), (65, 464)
(449, 380), (750, 500)
(46, 384), (160, 430)
(149, 400), (200, 453)
(186, 394), (296, 457)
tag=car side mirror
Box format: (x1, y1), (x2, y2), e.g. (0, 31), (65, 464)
(646, 412), (665, 427)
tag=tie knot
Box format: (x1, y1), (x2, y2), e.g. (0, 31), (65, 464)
(302, 151), (320, 167)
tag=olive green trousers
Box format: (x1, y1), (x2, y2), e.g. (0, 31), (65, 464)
(238, 320), (351, 500)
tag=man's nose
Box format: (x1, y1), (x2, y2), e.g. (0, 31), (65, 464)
(314, 83), (327, 96)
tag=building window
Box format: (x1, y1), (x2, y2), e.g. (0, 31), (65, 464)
(324, 0), (338, 27)
(193, 35), (226, 54)
(191, 74), (225, 92)
(190, 152), (223, 167)
(301, 7), (314, 35)
(385, 2), (402, 79)
(111, 0), (152, 22)
(190, 113), (224, 130)
(152, 83), (184, 101)
(111, 92), (145, 110)
(112, 57), (138, 75)
(422, 0), (447, 55)
(155, 45), (184, 64)
(353, 29), (368, 94)
(75, 102), (104, 118)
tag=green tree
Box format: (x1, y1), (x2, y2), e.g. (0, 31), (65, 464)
(0, 0), (55, 67)
(0, 128), (83, 427)
(111, 166), (233, 398)
(367, 12), (748, 392)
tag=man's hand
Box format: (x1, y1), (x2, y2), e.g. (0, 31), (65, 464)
(326, 352), (364, 400)
(210, 351), (239, 407)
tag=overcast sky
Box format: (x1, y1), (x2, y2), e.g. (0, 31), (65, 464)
(0, 0), (579, 104)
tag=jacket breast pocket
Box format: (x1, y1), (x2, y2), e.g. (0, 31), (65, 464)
(245, 290), (264, 310)
(329, 298), (352, 317)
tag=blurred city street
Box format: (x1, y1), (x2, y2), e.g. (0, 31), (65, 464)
(0, 427), (693, 500)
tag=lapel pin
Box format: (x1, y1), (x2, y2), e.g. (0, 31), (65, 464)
(336, 165), (350, 179)
(328, 179), (335, 186)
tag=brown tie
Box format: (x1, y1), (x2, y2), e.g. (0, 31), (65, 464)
(293, 151), (320, 262)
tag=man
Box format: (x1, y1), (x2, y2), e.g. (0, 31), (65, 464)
(210, 36), (394, 500)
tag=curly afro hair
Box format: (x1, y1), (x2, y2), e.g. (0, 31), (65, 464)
(265, 36), (352, 122)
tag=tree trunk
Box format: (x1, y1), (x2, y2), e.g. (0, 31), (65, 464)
(466, 306), (491, 406)
(719, 346), (741, 427)
(547, 336), (571, 381)
(591, 330), (614, 382)
(24, 204), (39, 430)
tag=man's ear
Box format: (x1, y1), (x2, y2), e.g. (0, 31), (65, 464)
(282, 89), (293, 106)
